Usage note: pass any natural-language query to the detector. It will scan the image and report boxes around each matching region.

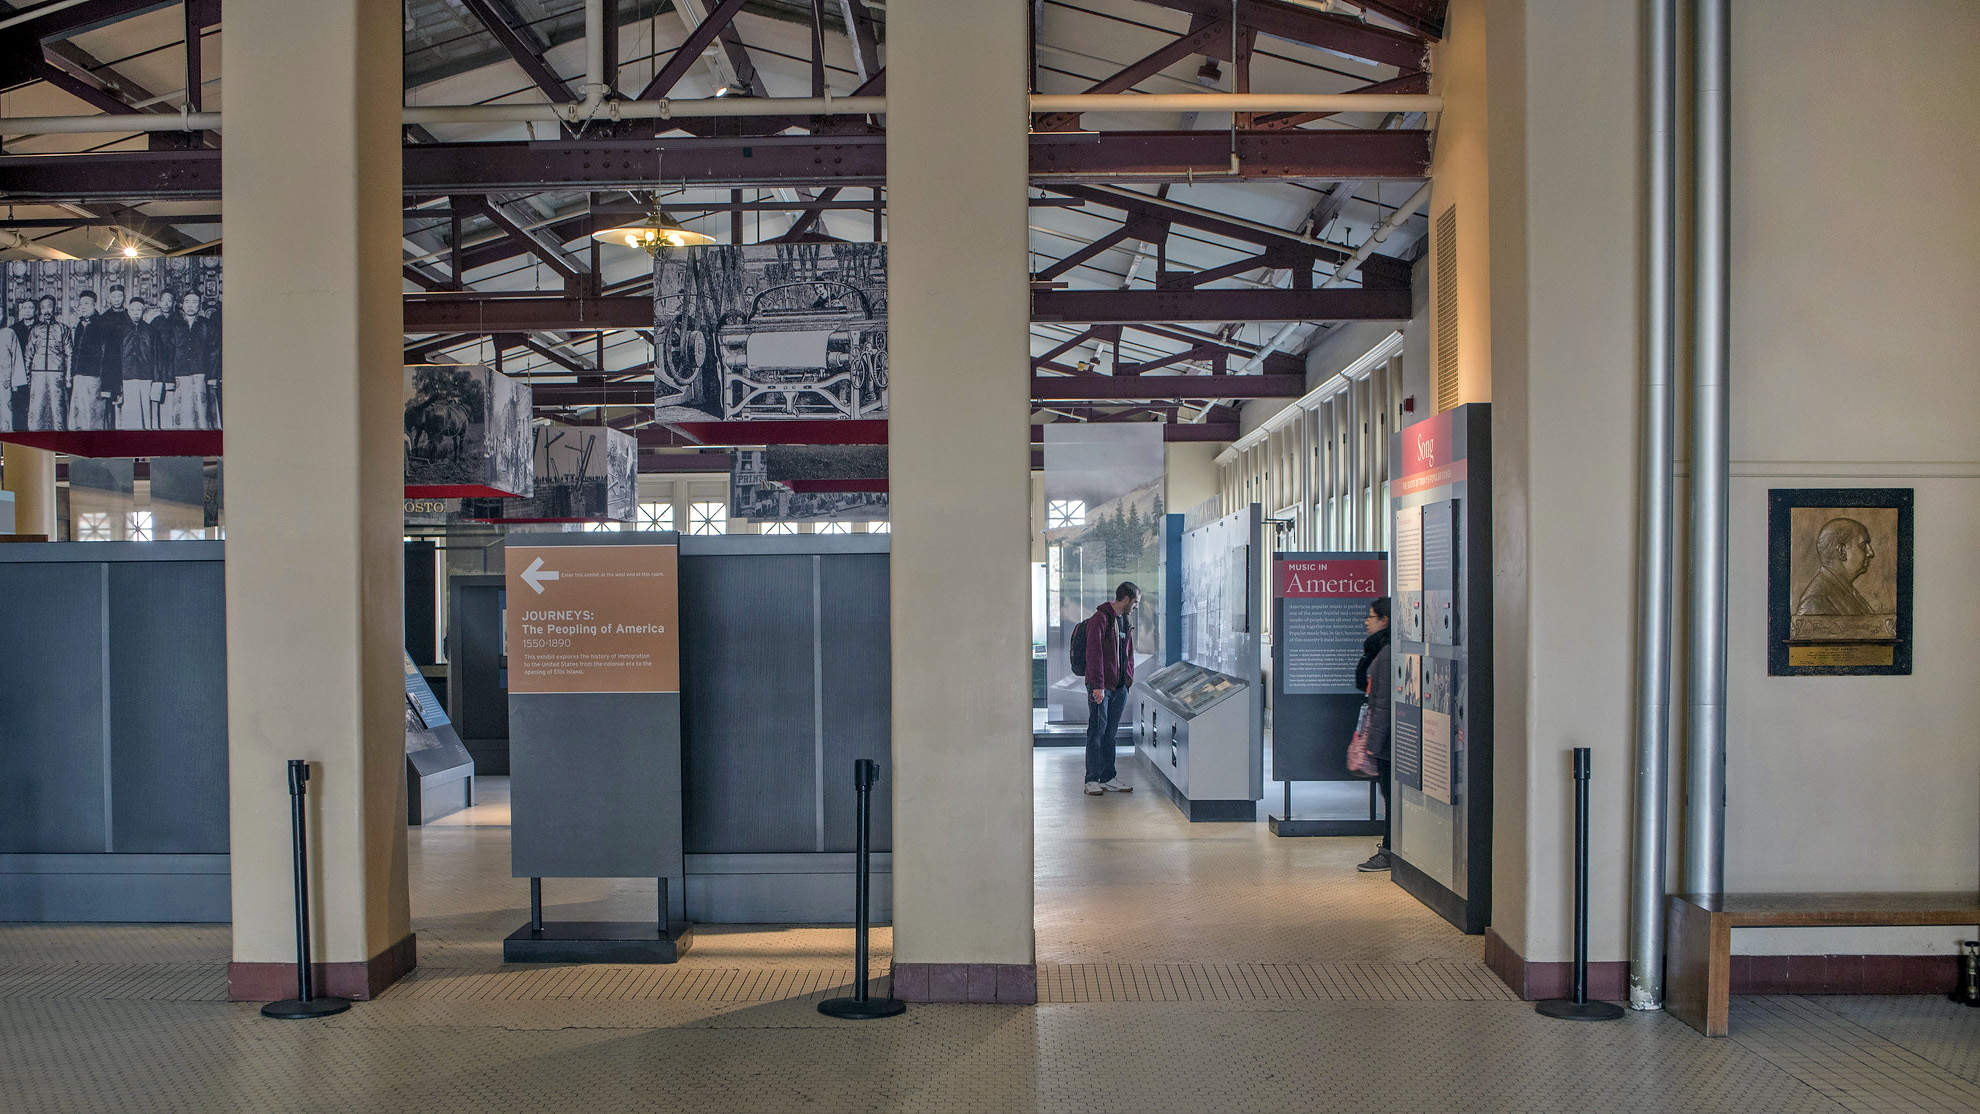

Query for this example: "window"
[168,528,203,541]
[763,521,797,535]
[76,511,112,541]
[127,511,153,541]
[638,501,674,531]
[688,502,728,535]
[1046,500,1085,530]
[866,521,890,534]
[582,521,620,532]
[817,520,849,534]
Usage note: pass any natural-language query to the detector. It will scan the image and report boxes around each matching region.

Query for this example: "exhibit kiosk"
[1131,503,1265,821]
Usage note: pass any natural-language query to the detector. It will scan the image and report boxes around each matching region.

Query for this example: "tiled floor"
[0,747,1975,1112]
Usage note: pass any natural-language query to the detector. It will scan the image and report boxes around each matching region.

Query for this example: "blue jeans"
[1084,686,1129,783]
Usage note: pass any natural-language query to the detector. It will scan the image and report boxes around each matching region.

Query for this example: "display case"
[1141,661,1245,714]
[1131,661,1257,822]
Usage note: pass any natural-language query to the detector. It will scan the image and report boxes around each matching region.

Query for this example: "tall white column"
[221,0,411,1000]
[886,1,1035,1003]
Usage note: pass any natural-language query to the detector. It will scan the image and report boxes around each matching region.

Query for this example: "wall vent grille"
[1433,205,1460,412]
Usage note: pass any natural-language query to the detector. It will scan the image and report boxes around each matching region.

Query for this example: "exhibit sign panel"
[1,256,225,457]
[1386,405,1492,936]
[403,363,534,498]
[1269,550,1389,833]
[503,542,680,695]
[654,243,887,422]
[503,532,689,959]
[1276,554,1388,696]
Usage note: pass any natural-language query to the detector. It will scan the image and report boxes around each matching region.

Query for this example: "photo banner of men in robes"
[0,257,223,438]
[403,364,535,498]
[653,243,887,422]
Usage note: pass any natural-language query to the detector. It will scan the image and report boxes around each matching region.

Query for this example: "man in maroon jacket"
[1082,581,1140,796]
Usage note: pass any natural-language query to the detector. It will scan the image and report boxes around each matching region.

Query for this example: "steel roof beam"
[1032,374,1303,400]
[0,130,1427,200]
[1137,0,1428,71]
[639,0,752,100]
[457,0,577,104]
[1033,286,1409,323]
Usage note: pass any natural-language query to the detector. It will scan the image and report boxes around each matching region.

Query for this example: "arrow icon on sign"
[521,556,560,595]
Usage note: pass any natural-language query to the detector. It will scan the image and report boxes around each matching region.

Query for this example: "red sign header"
[1395,411,1466,495]
[1277,559,1387,599]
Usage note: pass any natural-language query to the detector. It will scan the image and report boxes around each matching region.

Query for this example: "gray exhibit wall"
[0,542,229,921]
[678,534,892,922]
[446,573,509,773]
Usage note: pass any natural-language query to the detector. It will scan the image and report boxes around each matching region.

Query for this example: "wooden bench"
[1666,891,1980,1036]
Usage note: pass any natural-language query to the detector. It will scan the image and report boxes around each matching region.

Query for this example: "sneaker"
[1084,781,1105,796]
[1356,849,1392,872]
[1099,778,1134,793]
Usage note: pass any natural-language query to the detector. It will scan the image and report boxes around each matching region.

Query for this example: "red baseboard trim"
[890,962,1037,1005]
[228,933,417,1002]
[1484,927,1963,1000]
[1484,927,1628,1001]
[1729,953,1959,995]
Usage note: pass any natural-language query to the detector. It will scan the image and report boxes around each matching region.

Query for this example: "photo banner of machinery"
[405,422,636,526]
[654,243,887,423]
[730,447,888,522]
[1,257,224,457]
[461,422,636,524]
[403,363,535,499]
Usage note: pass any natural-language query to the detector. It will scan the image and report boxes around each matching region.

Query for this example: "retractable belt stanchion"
[818,758,906,1020]
[262,760,353,1020]
[1537,747,1624,1022]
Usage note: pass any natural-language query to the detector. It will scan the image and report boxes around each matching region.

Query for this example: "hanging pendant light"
[592,199,715,255]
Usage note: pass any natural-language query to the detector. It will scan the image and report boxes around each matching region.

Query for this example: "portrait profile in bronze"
[1769,490,1911,676]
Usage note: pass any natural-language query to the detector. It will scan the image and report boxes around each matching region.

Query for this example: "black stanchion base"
[1535,998,1625,1022]
[817,996,906,1020]
[261,996,352,1020]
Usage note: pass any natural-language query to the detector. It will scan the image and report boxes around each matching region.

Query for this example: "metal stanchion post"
[1537,748,1623,1021]
[818,758,905,1020]
[262,760,353,1020]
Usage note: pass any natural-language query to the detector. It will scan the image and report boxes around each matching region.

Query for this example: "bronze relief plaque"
[1768,489,1912,675]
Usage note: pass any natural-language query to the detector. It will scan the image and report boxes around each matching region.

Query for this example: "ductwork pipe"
[1684,0,1731,899]
[1629,0,1678,1013]
[0,230,72,260]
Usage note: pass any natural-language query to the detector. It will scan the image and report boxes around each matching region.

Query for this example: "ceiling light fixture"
[591,200,716,254]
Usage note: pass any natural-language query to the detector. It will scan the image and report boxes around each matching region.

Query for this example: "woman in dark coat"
[1355,598,1393,872]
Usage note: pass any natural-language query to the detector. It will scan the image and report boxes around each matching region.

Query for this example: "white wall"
[1477,0,1980,967]
[1722,0,1980,956]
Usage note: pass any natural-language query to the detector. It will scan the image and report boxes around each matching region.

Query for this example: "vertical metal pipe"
[1630,0,1679,1012]
[1685,0,1730,898]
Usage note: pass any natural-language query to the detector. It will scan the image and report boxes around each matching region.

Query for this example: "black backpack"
[1068,617,1090,676]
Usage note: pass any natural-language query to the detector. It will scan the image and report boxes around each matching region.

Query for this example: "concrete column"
[886,1,1035,1004]
[221,0,412,1000]
[2,444,56,536]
